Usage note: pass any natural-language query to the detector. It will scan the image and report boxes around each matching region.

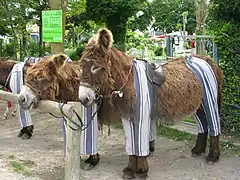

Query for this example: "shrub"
[154,46,163,56]
[69,44,86,61]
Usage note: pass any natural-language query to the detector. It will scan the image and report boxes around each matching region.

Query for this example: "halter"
[79,64,133,103]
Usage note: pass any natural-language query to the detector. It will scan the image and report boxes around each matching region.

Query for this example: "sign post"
[42,0,67,54]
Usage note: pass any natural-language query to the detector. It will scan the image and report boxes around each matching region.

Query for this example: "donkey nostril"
[83,97,89,104]
[18,95,26,103]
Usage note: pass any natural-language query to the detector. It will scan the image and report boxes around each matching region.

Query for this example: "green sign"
[42,10,63,43]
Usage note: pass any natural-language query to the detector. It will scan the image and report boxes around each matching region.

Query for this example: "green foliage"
[207,18,240,134]
[210,0,240,24]
[3,43,15,58]
[151,0,196,34]
[85,0,149,51]
[25,40,50,58]
[126,30,158,58]
[127,2,153,31]
[69,44,86,61]
[154,46,163,56]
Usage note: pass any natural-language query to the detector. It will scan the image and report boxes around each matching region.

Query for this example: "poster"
[42,10,63,43]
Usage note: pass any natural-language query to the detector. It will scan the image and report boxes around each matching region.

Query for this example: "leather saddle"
[146,61,167,86]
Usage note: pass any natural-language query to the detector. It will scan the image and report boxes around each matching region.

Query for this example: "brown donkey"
[0,59,34,139]
[17,54,156,169]
[78,28,223,179]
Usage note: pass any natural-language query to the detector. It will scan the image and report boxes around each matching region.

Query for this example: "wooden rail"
[0,90,82,180]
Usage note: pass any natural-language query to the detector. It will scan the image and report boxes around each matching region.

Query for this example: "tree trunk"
[48,0,67,54]
[195,0,208,55]
[106,14,128,52]
[39,12,43,57]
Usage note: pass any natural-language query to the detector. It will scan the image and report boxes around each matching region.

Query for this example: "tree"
[210,0,240,24]
[195,0,208,54]
[151,0,196,34]
[208,0,240,133]
[48,0,68,54]
[85,0,149,51]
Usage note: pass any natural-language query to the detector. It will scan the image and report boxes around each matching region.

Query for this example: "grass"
[183,116,197,124]
[157,125,240,156]
[111,122,240,156]
[8,155,34,176]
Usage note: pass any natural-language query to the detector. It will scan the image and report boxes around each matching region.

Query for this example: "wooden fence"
[0,90,82,180]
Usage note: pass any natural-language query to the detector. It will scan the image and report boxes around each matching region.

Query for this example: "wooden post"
[64,102,82,180]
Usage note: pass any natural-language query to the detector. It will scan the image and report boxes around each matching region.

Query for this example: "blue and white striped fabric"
[62,103,98,158]
[80,103,98,155]
[186,56,221,136]
[24,57,42,64]
[23,56,72,64]
[9,63,33,128]
[122,60,155,156]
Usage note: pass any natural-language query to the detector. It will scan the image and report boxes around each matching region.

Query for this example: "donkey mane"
[26,55,82,101]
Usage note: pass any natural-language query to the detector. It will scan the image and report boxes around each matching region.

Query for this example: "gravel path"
[0,100,239,180]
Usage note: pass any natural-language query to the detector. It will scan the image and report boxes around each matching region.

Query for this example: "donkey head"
[18,54,67,110]
[79,28,113,106]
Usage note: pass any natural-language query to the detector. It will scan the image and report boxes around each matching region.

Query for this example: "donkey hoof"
[122,167,135,179]
[206,154,220,164]
[2,116,7,120]
[135,170,148,179]
[81,154,100,170]
[80,163,96,171]
[21,133,32,139]
[17,129,26,138]
[191,147,205,157]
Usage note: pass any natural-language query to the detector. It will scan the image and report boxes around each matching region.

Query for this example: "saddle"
[146,61,167,86]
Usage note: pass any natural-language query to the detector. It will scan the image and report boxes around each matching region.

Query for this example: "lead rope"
[51,98,102,132]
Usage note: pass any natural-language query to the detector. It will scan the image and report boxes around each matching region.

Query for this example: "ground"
[0,100,239,180]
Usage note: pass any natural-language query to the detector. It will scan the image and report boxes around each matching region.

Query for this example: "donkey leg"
[192,107,208,156]
[191,133,208,156]
[80,104,99,169]
[22,125,34,139]
[84,153,100,167]
[17,105,34,139]
[149,140,155,154]
[11,105,17,116]
[135,156,149,179]
[206,135,220,163]
[17,127,27,137]
[149,118,156,155]
[123,155,137,179]
[3,106,10,120]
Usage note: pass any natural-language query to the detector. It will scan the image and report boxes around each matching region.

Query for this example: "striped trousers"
[9,63,33,128]
[122,60,156,156]
[186,56,221,136]
[62,103,98,157]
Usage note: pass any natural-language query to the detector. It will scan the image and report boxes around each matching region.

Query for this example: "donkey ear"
[47,61,57,74]
[96,28,113,53]
[52,54,67,68]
